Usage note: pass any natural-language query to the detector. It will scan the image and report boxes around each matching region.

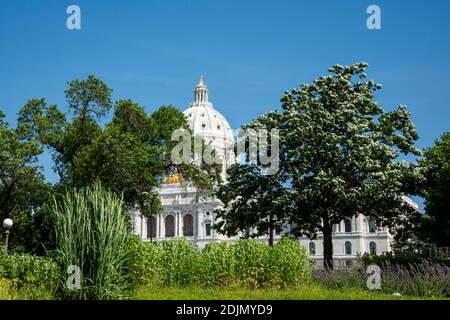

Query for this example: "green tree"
[282,62,420,269]
[214,164,290,246]
[17,76,220,225]
[17,74,111,186]
[419,132,450,247]
[0,110,53,253]
[217,63,421,269]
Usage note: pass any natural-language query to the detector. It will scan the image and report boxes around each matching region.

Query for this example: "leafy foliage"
[0,278,14,300]
[0,108,54,253]
[17,76,220,224]
[215,164,290,245]
[0,248,59,298]
[216,62,421,269]
[418,132,450,246]
[128,238,312,289]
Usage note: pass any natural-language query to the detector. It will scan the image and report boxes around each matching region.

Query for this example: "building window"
[289,223,297,235]
[165,215,175,238]
[147,216,157,239]
[345,241,352,255]
[309,242,316,255]
[183,214,193,236]
[370,242,377,256]
[202,123,206,128]
[368,220,376,233]
[344,219,352,233]
[205,223,212,236]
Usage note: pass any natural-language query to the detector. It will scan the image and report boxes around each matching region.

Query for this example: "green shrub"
[127,236,164,286]
[162,239,201,287]
[53,183,132,300]
[269,238,313,288]
[0,250,59,296]
[127,238,312,290]
[200,242,235,287]
[232,239,270,288]
[0,278,14,300]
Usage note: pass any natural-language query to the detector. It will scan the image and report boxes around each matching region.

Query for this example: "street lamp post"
[2,218,13,254]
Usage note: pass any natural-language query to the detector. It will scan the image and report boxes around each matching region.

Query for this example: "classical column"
[155,214,160,238]
[176,211,182,237]
[180,212,184,237]
[161,214,165,238]
[174,212,178,237]
[193,211,197,237]
[140,214,144,239]
[197,209,202,237]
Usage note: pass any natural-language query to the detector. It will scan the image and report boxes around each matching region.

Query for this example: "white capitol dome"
[183,76,236,178]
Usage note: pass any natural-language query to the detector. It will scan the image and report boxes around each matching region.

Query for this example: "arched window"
[275,227,281,236]
[165,215,175,238]
[183,214,193,236]
[345,241,352,255]
[344,219,352,233]
[368,220,376,233]
[370,242,377,256]
[205,223,212,236]
[147,216,157,239]
[309,242,316,255]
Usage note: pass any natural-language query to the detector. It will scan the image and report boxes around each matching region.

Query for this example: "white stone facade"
[132,76,406,267]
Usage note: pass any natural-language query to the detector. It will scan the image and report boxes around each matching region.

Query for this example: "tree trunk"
[268,214,274,246]
[323,220,334,270]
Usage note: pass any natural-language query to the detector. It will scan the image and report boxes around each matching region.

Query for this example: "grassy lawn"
[133,285,444,300]
[2,285,447,300]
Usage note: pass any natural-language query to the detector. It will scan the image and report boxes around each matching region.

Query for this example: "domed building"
[183,75,235,181]
[131,76,236,248]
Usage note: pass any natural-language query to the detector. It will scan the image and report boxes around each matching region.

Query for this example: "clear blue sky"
[1,0,449,189]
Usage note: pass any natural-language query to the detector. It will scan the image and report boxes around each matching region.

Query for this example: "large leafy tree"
[281,63,420,268]
[0,110,53,253]
[419,132,450,247]
[17,75,111,187]
[216,63,421,269]
[17,76,220,222]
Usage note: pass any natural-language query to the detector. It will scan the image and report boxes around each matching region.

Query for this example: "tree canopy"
[16,75,220,222]
[419,132,450,247]
[215,62,421,269]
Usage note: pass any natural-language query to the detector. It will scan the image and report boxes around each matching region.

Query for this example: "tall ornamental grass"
[53,183,132,300]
